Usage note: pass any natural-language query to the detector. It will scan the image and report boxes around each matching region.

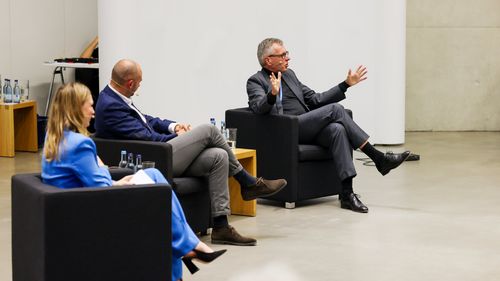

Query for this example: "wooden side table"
[229,148,257,216]
[0,101,38,157]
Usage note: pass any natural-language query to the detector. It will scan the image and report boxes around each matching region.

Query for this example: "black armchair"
[91,137,212,234]
[226,107,352,208]
[11,172,171,281]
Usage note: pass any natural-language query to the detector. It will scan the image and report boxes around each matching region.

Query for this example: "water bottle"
[20,80,29,102]
[13,80,21,103]
[4,79,12,103]
[210,117,216,127]
[220,120,227,139]
[127,152,135,170]
[135,154,143,171]
[0,78,3,103]
[118,150,128,168]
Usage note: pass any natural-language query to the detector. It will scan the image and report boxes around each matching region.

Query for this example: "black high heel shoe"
[182,249,227,274]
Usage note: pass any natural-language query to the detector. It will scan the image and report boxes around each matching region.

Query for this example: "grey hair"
[257,38,283,67]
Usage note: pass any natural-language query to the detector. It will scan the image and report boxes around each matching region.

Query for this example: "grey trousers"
[167,124,243,217]
[298,103,369,181]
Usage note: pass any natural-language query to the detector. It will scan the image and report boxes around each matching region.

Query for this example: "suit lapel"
[282,71,310,111]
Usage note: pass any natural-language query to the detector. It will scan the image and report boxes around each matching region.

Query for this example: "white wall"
[0,0,97,116]
[99,0,406,144]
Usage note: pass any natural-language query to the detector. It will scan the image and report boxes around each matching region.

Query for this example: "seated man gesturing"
[246,38,410,213]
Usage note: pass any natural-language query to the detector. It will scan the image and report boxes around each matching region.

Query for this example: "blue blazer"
[42,130,112,188]
[95,85,177,142]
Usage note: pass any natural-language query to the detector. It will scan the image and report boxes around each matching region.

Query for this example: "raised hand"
[270,71,282,96]
[345,65,368,86]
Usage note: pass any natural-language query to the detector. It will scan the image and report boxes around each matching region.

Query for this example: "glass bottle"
[127,152,135,170]
[135,154,143,171]
[220,120,227,139]
[13,80,21,103]
[4,79,12,103]
[118,150,128,168]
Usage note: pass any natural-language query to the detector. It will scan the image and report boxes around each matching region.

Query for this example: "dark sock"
[341,177,354,197]
[213,215,229,228]
[361,142,385,165]
[233,169,257,188]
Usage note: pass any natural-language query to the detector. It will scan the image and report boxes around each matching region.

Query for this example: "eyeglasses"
[268,51,289,59]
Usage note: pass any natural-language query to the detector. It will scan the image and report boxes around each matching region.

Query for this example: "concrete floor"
[1,132,499,281]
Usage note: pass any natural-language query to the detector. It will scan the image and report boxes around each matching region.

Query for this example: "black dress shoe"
[340,193,369,213]
[376,151,411,176]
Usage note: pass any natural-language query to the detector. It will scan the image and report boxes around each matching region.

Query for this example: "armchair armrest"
[92,137,174,183]
[109,167,134,180]
[226,108,299,197]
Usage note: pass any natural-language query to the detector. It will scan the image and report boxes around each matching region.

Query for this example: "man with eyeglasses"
[95,59,288,246]
[246,38,410,213]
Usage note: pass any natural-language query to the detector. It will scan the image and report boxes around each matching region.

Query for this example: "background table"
[43,62,99,116]
[229,148,257,216]
[0,101,38,157]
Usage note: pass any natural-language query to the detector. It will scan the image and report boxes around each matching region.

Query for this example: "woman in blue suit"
[42,82,225,281]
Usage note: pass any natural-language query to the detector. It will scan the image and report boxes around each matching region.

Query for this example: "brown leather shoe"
[240,177,287,201]
[211,225,257,246]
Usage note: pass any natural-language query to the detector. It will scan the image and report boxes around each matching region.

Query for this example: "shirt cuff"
[168,123,178,134]
[338,81,351,93]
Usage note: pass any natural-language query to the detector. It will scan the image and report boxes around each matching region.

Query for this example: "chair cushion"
[298,144,332,161]
[172,177,206,196]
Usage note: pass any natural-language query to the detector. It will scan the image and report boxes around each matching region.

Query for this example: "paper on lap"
[130,169,155,185]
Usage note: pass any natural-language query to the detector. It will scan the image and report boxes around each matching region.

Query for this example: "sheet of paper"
[130,169,155,185]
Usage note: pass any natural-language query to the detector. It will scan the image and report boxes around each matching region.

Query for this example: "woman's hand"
[113,175,134,186]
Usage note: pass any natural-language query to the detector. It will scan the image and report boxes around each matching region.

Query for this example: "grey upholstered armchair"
[91,136,212,234]
[226,107,353,208]
[11,172,172,281]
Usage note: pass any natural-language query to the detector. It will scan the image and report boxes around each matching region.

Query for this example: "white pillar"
[99,0,406,144]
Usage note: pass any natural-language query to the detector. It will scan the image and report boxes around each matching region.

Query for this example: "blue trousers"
[144,168,199,281]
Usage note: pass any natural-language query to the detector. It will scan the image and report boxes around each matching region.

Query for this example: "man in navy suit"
[95,59,287,246]
[246,38,411,213]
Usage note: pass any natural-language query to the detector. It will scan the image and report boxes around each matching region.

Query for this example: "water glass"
[227,128,237,150]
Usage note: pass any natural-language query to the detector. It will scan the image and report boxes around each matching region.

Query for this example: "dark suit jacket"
[246,68,347,115]
[94,85,177,142]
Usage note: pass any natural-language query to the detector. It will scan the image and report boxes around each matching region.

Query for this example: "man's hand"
[345,65,368,86]
[175,123,192,135]
[270,71,282,95]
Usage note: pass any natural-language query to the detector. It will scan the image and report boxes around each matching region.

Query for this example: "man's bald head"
[110,59,143,98]
[111,59,140,85]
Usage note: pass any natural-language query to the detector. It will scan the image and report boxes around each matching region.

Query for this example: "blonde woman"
[42,82,225,281]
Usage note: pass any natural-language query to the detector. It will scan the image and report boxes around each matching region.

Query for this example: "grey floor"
[1,132,500,281]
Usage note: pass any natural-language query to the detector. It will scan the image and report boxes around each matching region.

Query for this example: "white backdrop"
[98,0,405,144]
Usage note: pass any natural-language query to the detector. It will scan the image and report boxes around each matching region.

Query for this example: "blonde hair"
[43,82,92,161]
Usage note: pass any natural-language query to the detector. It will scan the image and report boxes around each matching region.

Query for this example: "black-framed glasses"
[268,51,289,59]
